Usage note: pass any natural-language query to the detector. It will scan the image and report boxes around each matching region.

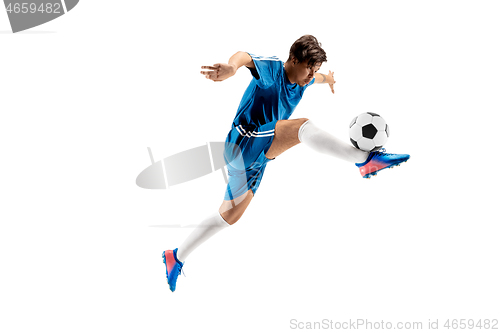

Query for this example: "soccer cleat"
[355,148,410,178]
[162,248,184,292]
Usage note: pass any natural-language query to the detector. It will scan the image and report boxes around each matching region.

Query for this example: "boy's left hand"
[328,70,336,94]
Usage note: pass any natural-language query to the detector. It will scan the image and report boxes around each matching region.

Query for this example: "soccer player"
[162,35,410,292]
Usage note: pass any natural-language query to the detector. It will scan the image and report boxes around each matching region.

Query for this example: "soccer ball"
[349,112,390,152]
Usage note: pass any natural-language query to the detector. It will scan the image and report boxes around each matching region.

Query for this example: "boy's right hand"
[200,63,236,82]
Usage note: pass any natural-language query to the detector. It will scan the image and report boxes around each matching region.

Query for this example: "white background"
[1,1,499,332]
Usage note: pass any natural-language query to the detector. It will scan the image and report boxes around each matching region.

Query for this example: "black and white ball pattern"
[349,112,390,152]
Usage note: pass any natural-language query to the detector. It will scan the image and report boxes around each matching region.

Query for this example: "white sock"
[298,120,368,164]
[176,212,230,262]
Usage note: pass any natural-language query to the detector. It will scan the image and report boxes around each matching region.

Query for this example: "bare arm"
[229,51,255,69]
[201,51,255,82]
[314,70,336,94]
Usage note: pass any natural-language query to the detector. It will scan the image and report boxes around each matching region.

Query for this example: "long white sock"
[298,120,368,164]
[176,212,230,262]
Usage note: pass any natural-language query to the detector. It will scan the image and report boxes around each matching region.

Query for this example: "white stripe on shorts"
[236,125,246,136]
[252,129,275,134]
[236,125,275,138]
[249,131,274,137]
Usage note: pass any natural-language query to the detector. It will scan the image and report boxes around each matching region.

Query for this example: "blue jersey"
[231,53,315,128]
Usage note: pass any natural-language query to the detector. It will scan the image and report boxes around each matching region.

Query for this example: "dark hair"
[287,35,327,66]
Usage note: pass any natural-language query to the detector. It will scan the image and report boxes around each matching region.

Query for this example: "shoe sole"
[162,251,169,279]
[163,251,178,292]
[363,159,409,178]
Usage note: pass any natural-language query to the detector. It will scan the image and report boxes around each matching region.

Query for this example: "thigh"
[224,152,269,202]
[265,118,309,159]
[224,123,274,201]
[224,123,274,170]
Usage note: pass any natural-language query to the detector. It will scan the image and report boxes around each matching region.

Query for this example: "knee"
[276,118,309,135]
[295,118,310,135]
[219,204,246,225]
[219,210,240,225]
[277,118,309,127]
[218,190,252,225]
[297,118,312,143]
[289,118,309,128]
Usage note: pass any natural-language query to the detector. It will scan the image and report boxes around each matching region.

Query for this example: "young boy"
[162,35,410,292]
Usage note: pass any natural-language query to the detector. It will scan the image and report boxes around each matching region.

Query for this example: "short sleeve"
[246,53,283,89]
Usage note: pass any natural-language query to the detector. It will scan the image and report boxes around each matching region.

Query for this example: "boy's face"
[289,58,322,86]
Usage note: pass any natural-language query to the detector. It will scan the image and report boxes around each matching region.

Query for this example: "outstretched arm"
[314,70,336,94]
[201,51,255,82]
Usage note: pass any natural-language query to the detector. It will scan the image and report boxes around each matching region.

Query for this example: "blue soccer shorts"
[223,121,277,201]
